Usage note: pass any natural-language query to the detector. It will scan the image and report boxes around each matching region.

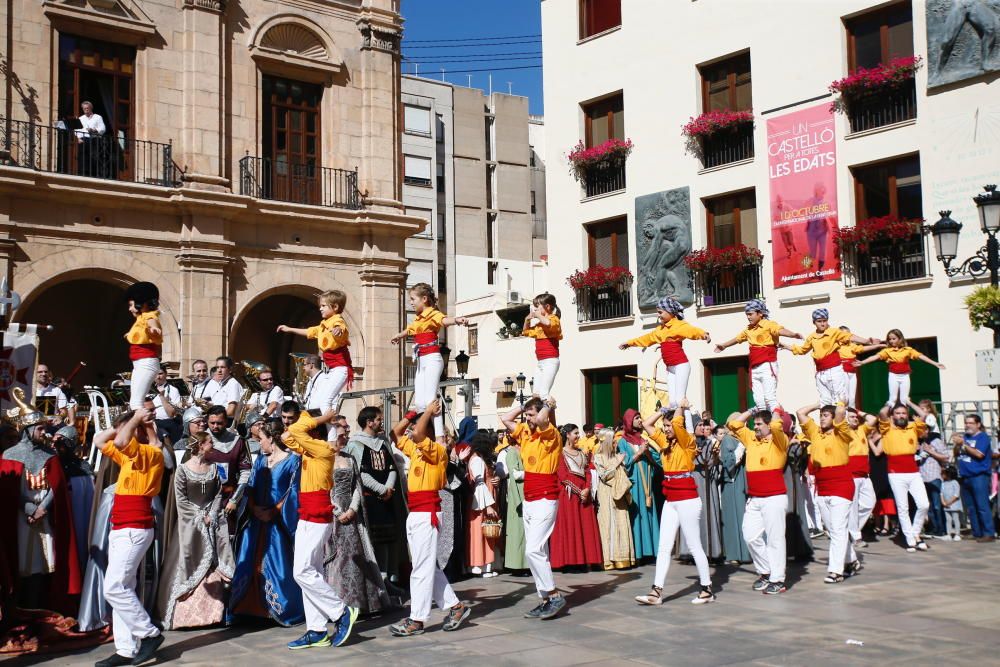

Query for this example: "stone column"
[358,263,404,392]
[357,10,403,209]
[176,244,232,371]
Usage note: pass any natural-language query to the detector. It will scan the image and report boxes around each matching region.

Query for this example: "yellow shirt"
[124,311,162,346]
[728,418,789,472]
[877,346,921,365]
[523,314,563,341]
[800,418,852,467]
[791,328,852,360]
[405,307,446,336]
[626,319,707,348]
[512,422,562,474]
[734,319,783,347]
[848,423,871,458]
[101,438,164,497]
[307,313,349,352]
[839,343,866,361]
[878,418,926,457]
[647,414,696,473]
[285,414,335,492]
[397,435,448,492]
[578,434,598,456]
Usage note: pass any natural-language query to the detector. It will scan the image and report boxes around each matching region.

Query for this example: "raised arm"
[906,400,927,421]
[642,409,663,435]
[534,398,555,431]
[412,399,440,443]
[501,403,523,433]
[114,408,148,449]
[796,403,819,427]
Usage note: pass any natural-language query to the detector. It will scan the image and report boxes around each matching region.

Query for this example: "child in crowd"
[941,466,963,541]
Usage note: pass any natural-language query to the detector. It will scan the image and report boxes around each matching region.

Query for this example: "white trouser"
[129,357,160,410]
[406,512,459,622]
[665,363,694,431]
[844,371,858,408]
[533,357,560,400]
[815,366,848,406]
[105,527,158,658]
[816,495,854,574]
[849,477,876,541]
[321,366,349,442]
[414,352,445,439]
[888,472,928,547]
[743,494,787,583]
[523,498,558,596]
[887,372,911,406]
[293,519,345,632]
[653,497,711,588]
[750,362,780,410]
[803,476,822,531]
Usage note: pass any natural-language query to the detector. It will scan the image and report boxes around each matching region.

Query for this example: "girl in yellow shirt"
[124,282,163,410]
[522,293,562,400]
[854,329,945,406]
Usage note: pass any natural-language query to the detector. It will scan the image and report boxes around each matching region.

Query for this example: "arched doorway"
[15,279,132,389]
[230,293,317,387]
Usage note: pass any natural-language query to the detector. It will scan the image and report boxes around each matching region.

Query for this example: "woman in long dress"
[593,428,635,570]
[158,432,235,629]
[465,434,499,577]
[496,434,527,571]
[716,425,751,563]
[228,422,304,626]
[550,425,603,570]
[618,409,660,560]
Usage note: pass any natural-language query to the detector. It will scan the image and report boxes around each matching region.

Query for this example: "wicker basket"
[482,520,503,540]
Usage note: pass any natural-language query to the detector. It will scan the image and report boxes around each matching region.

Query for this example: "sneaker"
[823,572,845,584]
[916,541,929,551]
[331,606,359,646]
[752,574,770,591]
[846,560,863,577]
[953,535,962,542]
[538,594,567,620]
[442,603,471,632]
[95,653,132,667]
[524,600,548,619]
[763,581,786,595]
[635,586,663,606]
[287,630,332,650]
[691,586,716,605]
[906,546,917,553]
[389,618,425,637]
[131,633,164,665]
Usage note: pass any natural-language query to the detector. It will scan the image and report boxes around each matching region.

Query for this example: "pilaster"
[359,263,405,391]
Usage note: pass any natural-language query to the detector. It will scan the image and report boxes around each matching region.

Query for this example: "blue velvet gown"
[618,438,661,560]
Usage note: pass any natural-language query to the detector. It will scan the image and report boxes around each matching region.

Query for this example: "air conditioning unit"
[507,290,521,304]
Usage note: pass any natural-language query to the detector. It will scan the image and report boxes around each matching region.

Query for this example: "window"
[437,162,445,193]
[579,0,621,40]
[587,217,628,268]
[404,155,432,186]
[700,52,752,113]
[262,75,322,204]
[471,379,480,407]
[531,190,537,215]
[406,207,433,237]
[529,149,536,167]
[438,212,446,238]
[468,324,479,355]
[705,190,757,248]
[846,2,913,72]
[404,104,431,135]
[852,154,921,220]
[583,93,624,148]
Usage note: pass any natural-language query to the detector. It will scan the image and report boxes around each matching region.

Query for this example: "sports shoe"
[94,653,132,667]
[635,586,663,606]
[538,594,567,620]
[331,606,359,646]
[287,630,332,650]
[763,581,786,595]
[916,541,929,551]
[442,603,471,632]
[524,600,548,618]
[389,618,425,637]
[752,574,770,591]
[131,633,164,665]
[953,535,962,542]
[906,546,917,553]
[691,586,716,605]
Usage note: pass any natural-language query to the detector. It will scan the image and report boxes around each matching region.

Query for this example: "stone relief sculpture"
[927,0,1000,87]
[635,187,694,309]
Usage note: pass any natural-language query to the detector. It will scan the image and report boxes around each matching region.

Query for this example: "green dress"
[719,434,751,563]
[502,446,527,570]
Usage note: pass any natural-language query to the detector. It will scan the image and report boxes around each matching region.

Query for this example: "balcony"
[583,162,626,198]
[841,233,929,288]
[846,79,917,134]
[701,122,754,169]
[573,274,633,323]
[694,264,763,308]
[0,117,180,186]
[239,155,363,210]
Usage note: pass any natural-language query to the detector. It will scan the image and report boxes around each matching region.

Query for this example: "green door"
[704,357,750,422]
[858,338,941,413]
[586,365,638,427]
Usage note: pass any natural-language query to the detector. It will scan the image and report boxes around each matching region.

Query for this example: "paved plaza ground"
[13,534,998,667]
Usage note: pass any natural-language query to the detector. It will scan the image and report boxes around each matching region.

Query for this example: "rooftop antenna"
[441,68,445,81]
[507,81,513,95]
[467,74,472,88]
[488,73,492,96]
[415,63,419,76]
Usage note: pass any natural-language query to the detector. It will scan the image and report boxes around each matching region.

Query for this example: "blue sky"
[400,0,544,115]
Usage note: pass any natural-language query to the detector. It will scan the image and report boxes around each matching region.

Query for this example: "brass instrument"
[289,352,311,405]
[3,387,45,428]
[233,360,267,427]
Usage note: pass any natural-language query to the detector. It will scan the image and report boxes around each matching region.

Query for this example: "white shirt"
[250,386,285,413]
[151,383,181,420]
[191,380,210,403]
[36,383,68,410]
[203,376,243,407]
[304,371,325,410]
[77,112,105,139]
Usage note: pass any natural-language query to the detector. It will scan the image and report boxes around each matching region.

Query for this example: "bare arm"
[441,317,468,327]
[906,400,927,421]
[501,404,523,433]
[412,399,440,443]
[777,327,803,339]
[714,336,741,353]
[916,352,945,370]
[796,403,819,426]
[146,317,162,337]
[854,355,881,368]
[535,398,555,431]
[113,408,148,448]
[276,325,310,337]
[642,410,663,435]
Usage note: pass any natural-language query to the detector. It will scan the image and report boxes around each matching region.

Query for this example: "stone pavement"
[17,534,998,667]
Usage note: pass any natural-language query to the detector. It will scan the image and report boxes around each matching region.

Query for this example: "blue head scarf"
[456,416,478,445]
[656,296,685,320]
[745,298,769,318]
[812,308,829,321]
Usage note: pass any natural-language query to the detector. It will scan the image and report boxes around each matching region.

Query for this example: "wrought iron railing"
[0,117,180,186]
[583,162,626,198]
[694,263,763,308]
[239,155,363,210]
[574,275,633,323]
[847,79,917,134]
[701,122,754,169]
[841,233,930,288]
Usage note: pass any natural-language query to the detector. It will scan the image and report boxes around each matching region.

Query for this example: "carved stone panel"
[927,0,1000,88]
[634,187,693,309]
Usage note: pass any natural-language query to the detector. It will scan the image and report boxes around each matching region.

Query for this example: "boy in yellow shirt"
[783,309,877,405]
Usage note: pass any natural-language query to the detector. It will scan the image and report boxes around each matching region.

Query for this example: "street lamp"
[503,376,514,394]
[515,372,526,393]
[454,350,470,377]
[975,184,1000,234]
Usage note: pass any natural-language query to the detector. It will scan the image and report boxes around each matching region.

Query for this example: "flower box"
[829,56,922,115]
[833,215,923,254]
[682,110,754,162]
[683,243,763,275]
[567,264,634,290]
[567,138,633,184]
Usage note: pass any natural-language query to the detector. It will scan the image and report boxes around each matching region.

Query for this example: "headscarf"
[656,296,685,320]
[621,408,644,446]
[745,298,769,318]
[812,308,829,321]
[456,416,478,445]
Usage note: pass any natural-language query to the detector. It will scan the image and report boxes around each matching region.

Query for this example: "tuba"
[289,352,311,405]
[4,387,46,428]
[233,360,267,428]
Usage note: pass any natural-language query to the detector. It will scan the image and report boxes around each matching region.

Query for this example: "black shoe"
[524,600,548,619]
[131,634,164,665]
[95,654,132,667]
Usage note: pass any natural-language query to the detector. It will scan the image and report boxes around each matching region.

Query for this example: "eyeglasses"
[190,419,206,426]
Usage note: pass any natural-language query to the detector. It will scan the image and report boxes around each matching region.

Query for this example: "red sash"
[813,465,855,501]
[842,359,857,374]
[413,332,440,356]
[408,490,442,528]
[848,454,869,477]
[659,340,688,366]
[887,454,918,474]
[535,338,560,360]
[661,472,698,502]
[129,343,160,361]
[746,468,786,497]
[523,471,559,501]
[888,362,911,374]
[110,494,154,530]
[748,345,778,368]
[298,490,333,523]
[814,351,841,371]
[323,348,355,389]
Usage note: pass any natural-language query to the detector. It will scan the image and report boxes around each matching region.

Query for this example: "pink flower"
[681,109,754,139]
[566,138,633,182]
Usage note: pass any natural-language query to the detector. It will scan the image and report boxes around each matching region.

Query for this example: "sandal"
[823,573,845,584]
[389,618,425,637]
[635,585,663,606]
[691,585,716,605]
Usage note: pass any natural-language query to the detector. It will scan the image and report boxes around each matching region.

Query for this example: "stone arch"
[248,14,344,82]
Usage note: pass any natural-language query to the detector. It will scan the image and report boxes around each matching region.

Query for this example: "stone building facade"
[0,0,420,391]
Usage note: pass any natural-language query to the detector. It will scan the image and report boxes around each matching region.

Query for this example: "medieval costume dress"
[593,450,635,570]
[550,447,603,569]
[157,462,235,629]
[718,434,751,563]
[618,409,660,560]
[228,448,303,626]
[497,443,526,571]
[324,452,391,614]
[466,451,498,574]
[56,427,95,573]
[203,429,252,539]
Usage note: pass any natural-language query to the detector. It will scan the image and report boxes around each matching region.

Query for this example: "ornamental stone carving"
[927,0,1000,87]
[635,187,694,309]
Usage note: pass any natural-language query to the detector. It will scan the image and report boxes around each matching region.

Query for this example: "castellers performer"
[522,292,562,400]
[784,309,877,406]
[124,282,162,410]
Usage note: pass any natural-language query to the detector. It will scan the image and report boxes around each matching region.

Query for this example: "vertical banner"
[0,324,39,413]
[767,104,840,288]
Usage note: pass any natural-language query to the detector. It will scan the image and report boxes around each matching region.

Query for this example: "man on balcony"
[75,101,106,178]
